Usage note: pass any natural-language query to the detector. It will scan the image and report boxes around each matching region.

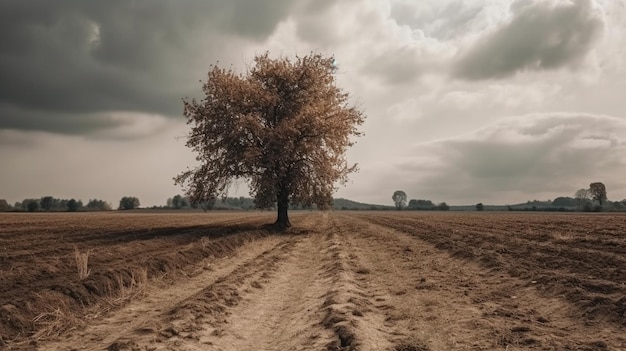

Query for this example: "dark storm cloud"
[0,103,121,135]
[0,0,295,134]
[453,0,605,80]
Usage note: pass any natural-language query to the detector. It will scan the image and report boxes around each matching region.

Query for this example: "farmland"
[1,211,625,350]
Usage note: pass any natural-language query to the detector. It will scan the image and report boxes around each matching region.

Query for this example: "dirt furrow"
[203,213,337,350]
[44,213,332,351]
[35,233,288,351]
[349,213,625,350]
[331,214,473,350]
[7,211,626,350]
[357,213,626,328]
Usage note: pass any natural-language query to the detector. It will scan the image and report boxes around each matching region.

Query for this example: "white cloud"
[386,98,423,122]
[393,113,626,204]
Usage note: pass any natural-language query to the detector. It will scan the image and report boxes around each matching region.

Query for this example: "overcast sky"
[2,0,626,207]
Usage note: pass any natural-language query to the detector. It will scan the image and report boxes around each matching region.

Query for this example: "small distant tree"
[392,190,407,210]
[476,203,484,211]
[40,196,55,211]
[408,199,435,210]
[589,182,607,206]
[118,196,140,210]
[175,52,365,230]
[172,194,183,209]
[26,199,40,212]
[67,199,80,212]
[167,194,191,209]
[437,202,450,211]
[0,199,10,212]
[86,199,112,211]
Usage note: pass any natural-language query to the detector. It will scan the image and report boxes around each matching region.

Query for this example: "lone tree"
[176,52,365,230]
[589,182,607,206]
[118,196,140,210]
[67,199,80,212]
[0,199,10,212]
[392,190,407,210]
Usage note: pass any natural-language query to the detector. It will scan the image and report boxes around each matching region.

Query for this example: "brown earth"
[1,211,625,350]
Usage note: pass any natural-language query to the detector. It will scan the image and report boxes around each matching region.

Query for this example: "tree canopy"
[118,196,140,210]
[408,199,434,210]
[589,182,607,206]
[176,52,364,229]
[392,190,407,210]
[67,199,80,212]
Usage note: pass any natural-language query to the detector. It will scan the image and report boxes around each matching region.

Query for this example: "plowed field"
[1,211,625,350]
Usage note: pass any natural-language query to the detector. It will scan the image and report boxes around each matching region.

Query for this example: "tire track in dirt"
[139,212,384,351]
[319,215,399,351]
[40,213,341,351]
[37,232,288,351]
[20,212,626,350]
[334,213,505,350]
[201,213,337,350]
[349,213,625,350]
[361,214,626,328]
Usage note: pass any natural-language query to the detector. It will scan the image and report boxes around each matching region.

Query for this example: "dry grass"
[31,291,82,340]
[200,236,211,249]
[73,246,92,280]
[108,268,149,306]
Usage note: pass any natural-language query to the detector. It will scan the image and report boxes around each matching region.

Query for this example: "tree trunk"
[274,185,291,230]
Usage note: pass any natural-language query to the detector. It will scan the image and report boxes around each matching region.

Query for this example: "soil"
[1,211,625,350]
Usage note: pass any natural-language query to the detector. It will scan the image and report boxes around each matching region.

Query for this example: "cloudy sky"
[2,0,626,207]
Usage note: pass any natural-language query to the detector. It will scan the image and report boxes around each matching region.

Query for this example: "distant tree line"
[392,190,450,211]
[166,194,191,209]
[160,195,308,211]
[0,197,113,212]
[0,196,147,212]
[506,182,625,212]
[389,181,626,212]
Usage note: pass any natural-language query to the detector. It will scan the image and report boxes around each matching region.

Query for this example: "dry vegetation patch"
[0,212,272,346]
